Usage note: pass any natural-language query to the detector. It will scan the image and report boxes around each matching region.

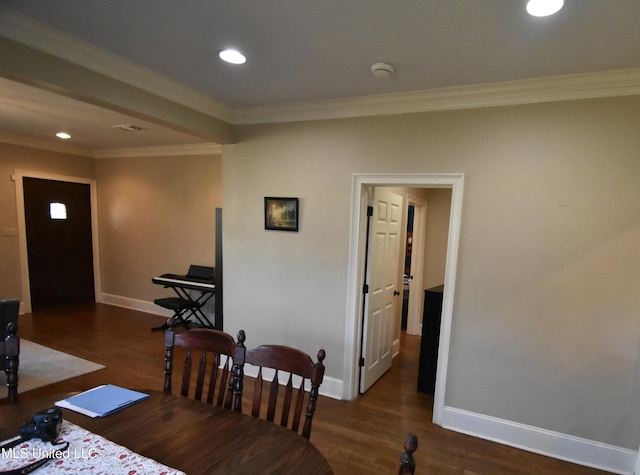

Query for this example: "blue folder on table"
[55,384,149,418]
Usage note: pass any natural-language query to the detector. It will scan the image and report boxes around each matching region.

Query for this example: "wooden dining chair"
[3,323,19,404]
[164,321,244,411]
[1,299,20,404]
[394,433,418,475]
[236,331,326,439]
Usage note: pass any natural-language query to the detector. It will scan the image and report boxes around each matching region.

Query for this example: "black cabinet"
[417,285,443,394]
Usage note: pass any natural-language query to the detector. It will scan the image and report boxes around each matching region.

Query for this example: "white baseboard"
[242,364,343,401]
[393,337,400,358]
[93,294,640,471]
[317,375,343,400]
[98,293,170,318]
[442,406,638,475]
[97,293,344,401]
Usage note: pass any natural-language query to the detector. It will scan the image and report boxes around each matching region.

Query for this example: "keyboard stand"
[151,274,216,330]
[151,297,201,331]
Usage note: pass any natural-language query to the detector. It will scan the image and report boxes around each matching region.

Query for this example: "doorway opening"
[401,204,414,331]
[344,173,464,426]
[359,186,449,396]
[403,195,428,339]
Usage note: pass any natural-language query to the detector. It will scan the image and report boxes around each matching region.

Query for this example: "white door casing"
[344,173,464,427]
[12,170,102,314]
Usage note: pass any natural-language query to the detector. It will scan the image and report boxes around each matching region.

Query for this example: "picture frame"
[264,197,299,232]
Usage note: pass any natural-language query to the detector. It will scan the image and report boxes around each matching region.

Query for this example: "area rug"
[1,340,105,399]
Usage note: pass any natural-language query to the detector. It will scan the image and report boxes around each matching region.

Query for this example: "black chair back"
[1,299,20,403]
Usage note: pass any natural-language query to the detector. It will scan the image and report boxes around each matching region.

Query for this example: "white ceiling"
[1,0,640,152]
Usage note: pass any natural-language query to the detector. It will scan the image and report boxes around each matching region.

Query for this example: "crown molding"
[0,7,234,124]
[3,6,640,129]
[234,68,640,124]
[93,142,222,159]
[0,131,221,158]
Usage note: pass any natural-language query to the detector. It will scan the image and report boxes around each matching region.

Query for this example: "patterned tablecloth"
[0,420,186,474]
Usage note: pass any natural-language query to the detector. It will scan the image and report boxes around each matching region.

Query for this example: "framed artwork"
[264,197,299,232]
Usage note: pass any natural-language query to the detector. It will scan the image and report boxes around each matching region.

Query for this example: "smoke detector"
[371,62,394,79]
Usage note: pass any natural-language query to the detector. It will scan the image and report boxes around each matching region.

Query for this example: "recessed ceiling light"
[526,0,564,17]
[219,49,246,64]
[56,132,71,139]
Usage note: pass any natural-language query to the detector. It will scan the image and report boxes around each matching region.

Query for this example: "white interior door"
[360,188,404,393]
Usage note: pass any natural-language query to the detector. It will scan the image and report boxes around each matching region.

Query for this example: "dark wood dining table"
[0,390,334,474]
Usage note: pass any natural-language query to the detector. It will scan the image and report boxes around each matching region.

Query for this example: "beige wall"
[223,95,640,450]
[0,146,221,311]
[0,143,95,301]
[2,92,639,460]
[423,188,451,290]
[95,154,222,302]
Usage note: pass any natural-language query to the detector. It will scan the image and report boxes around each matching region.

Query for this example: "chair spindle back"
[164,322,243,411]
[238,331,325,439]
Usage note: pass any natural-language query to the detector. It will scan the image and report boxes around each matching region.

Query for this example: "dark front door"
[23,177,95,310]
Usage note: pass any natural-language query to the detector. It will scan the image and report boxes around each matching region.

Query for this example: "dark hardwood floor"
[4,304,610,474]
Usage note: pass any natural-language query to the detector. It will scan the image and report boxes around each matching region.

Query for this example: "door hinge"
[367,206,373,217]
[363,284,369,294]
[359,357,365,367]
